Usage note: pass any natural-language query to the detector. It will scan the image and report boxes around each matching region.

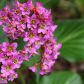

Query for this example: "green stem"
[35,72,40,84]
[18,70,26,84]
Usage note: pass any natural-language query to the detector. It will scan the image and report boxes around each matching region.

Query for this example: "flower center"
[7,23,12,27]
[0,49,2,53]
[31,19,36,24]
[5,65,10,71]
[29,33,34,38]
[20,20,24,24]
[13,59,18,64]
[28,46,32,49]
[24,7,28,12]
[7,47,13,52]
[0,16,5,20]
[15,10,20,14]
[35,41,40,45]
[4,55,10,60]
[40,24,45,29]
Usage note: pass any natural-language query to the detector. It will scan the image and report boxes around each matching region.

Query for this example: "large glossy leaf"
[54,20,84,62]
[40,71,82,84]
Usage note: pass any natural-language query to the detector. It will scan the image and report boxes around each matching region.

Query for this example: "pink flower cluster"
[0,0,61,81]
[29,38,61,74]
[0,42,22,81]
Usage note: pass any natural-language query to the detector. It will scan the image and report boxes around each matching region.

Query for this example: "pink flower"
[29,64,38,72]
[29,14,39,29]
[2,42,17,55]
[20,2,30,15]
[11,53,23,69]
[36,2,51,21]
[1,62,14,76]
[39,70,46,75]
[0,21,2,25]
[24,44,38,55]
[23,31,39,44]
[38,23,48,34]
[19,49,29,61]
[29,66,37,72]
[7,71,18,81]
[15,17,26,29]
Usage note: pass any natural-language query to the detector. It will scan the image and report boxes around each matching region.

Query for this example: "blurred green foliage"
[55,20,84,63]
[40,71,82,84]
[0,0,7,9]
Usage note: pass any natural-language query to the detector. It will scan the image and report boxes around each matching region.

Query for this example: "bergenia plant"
[0,0,61,81]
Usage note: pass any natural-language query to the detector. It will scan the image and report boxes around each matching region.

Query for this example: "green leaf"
[0,0,7,10]
[54,20,84,62]
[0,27,8,43]
[22,55,40,70]
[18,0,27,3]
[38,0,60,9]
[40,71,82,84]
[14,37,26,50]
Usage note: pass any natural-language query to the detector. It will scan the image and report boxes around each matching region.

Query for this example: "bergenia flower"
[0,0,62,81]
